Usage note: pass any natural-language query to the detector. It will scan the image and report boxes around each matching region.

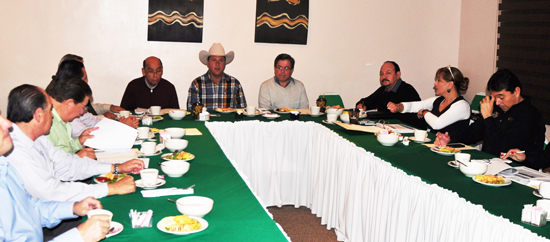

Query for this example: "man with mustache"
[356,61,425,128]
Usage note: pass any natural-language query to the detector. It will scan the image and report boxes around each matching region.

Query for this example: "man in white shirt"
[258,53,309,110]
[6,84,144,201]
[6,84,144,239]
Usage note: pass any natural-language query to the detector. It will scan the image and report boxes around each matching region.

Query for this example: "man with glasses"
[45,74,97,158]
[121,56,180,110]
[258,53,309,110]
[187,43,247,110]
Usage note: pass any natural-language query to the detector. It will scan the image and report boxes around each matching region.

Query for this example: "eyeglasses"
[276,66,292,71]
[147,68,163,75]
[447,65,455,81]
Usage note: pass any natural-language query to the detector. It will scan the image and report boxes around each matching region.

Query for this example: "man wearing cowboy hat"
[187,43,247,110]
[120,56,180,110]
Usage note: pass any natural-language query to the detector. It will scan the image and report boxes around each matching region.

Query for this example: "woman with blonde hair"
[387,66,470,134]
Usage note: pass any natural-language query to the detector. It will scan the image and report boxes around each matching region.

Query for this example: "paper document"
[83,118,138,150]
[376,123,415,134]
[184,128,202,136]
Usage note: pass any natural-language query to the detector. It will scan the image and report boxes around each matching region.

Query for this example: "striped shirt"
[187,71,247,110]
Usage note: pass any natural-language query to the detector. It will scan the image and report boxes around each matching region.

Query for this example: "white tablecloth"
[207,120,548,242]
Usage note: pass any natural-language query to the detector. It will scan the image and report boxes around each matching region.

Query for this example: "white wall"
[1,0,464,113]
[458,0,499,103]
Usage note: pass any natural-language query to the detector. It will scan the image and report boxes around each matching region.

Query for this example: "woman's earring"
[447,89,451,93]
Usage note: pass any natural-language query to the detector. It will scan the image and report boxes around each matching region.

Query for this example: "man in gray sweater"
[258,54,309,110]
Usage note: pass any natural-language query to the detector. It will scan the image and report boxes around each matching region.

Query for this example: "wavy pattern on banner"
[256,12,308,29]
[268,0,301,5]
[148,10,203,28]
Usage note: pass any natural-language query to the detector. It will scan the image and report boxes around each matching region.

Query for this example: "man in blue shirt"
[0,113,110,241]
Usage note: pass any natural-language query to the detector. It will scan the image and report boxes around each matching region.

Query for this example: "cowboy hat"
[199,43,234,65]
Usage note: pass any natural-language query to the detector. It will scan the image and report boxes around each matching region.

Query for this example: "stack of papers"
[83,118,138,163]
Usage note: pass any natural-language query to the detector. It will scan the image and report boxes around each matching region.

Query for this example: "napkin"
[141,187,194,197]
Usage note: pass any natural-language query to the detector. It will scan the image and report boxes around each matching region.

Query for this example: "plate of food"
[152,116,164,122]
[150,128,163,134]
[161,151,195,161]
[262,113,280,119]
[430,146,460,156]
[274,107,293,114]
[94,173,127,184]
[157,215,208,235]
[215,108,235,113]
[473,175,511,187]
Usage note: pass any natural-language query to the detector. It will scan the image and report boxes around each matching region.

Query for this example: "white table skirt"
[206,120,548,242]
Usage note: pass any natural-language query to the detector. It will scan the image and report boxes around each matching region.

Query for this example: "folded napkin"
[141,187,194,198]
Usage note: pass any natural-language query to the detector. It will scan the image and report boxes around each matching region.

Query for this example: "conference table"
[99,111,550,242]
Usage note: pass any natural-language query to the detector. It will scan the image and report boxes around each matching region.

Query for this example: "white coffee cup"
[454,153,471,164]
[119,110,130,118]
[140,168,159,187]
[414,130,428,141]
[327,114,338,123]
[311,106,320,115]
[246,106,256,115]
[150,106,161,115]
[137,127,150,139]
[87,209,113,224]
[141,142,156,155]
[536,199,550,219]
[540,182,550,199]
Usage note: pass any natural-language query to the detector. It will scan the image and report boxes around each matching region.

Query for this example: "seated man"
[435,69,546,168]
[187,43,247,110]
[58,54,128,120]
[258,53,309,110]
[0,113,110,242]
[356,61,426,129]
[120,56,180,110]
[54,56,138,138]
[6,84,143,203]
[45,74,97,158]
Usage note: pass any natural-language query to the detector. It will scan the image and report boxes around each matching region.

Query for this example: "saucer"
[139,150,162,157]
[135,179,166,189]
[310,113,324,117]
[409,137,431,143]
[137,134,155,140]
[106,221,123,238]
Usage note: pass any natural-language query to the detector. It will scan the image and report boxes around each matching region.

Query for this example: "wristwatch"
[113,164,120,175]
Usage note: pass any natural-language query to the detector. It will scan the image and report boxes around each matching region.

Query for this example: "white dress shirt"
[6,124,111,202]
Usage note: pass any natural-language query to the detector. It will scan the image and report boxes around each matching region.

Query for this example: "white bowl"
[377,133,399,146]
[160,160,190,177]
[168,110,186,120]
[176,196,214,217]
[339,113,350,123]
[459,161,488,177]
[165,139,189,152]
[165,128,186,139]
[326,108,343,115]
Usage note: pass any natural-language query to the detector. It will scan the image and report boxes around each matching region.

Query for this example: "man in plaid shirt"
[187,43,247,110]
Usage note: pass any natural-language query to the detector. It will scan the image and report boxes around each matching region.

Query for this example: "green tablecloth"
[99,111,549,240]
[96,114,288,241]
